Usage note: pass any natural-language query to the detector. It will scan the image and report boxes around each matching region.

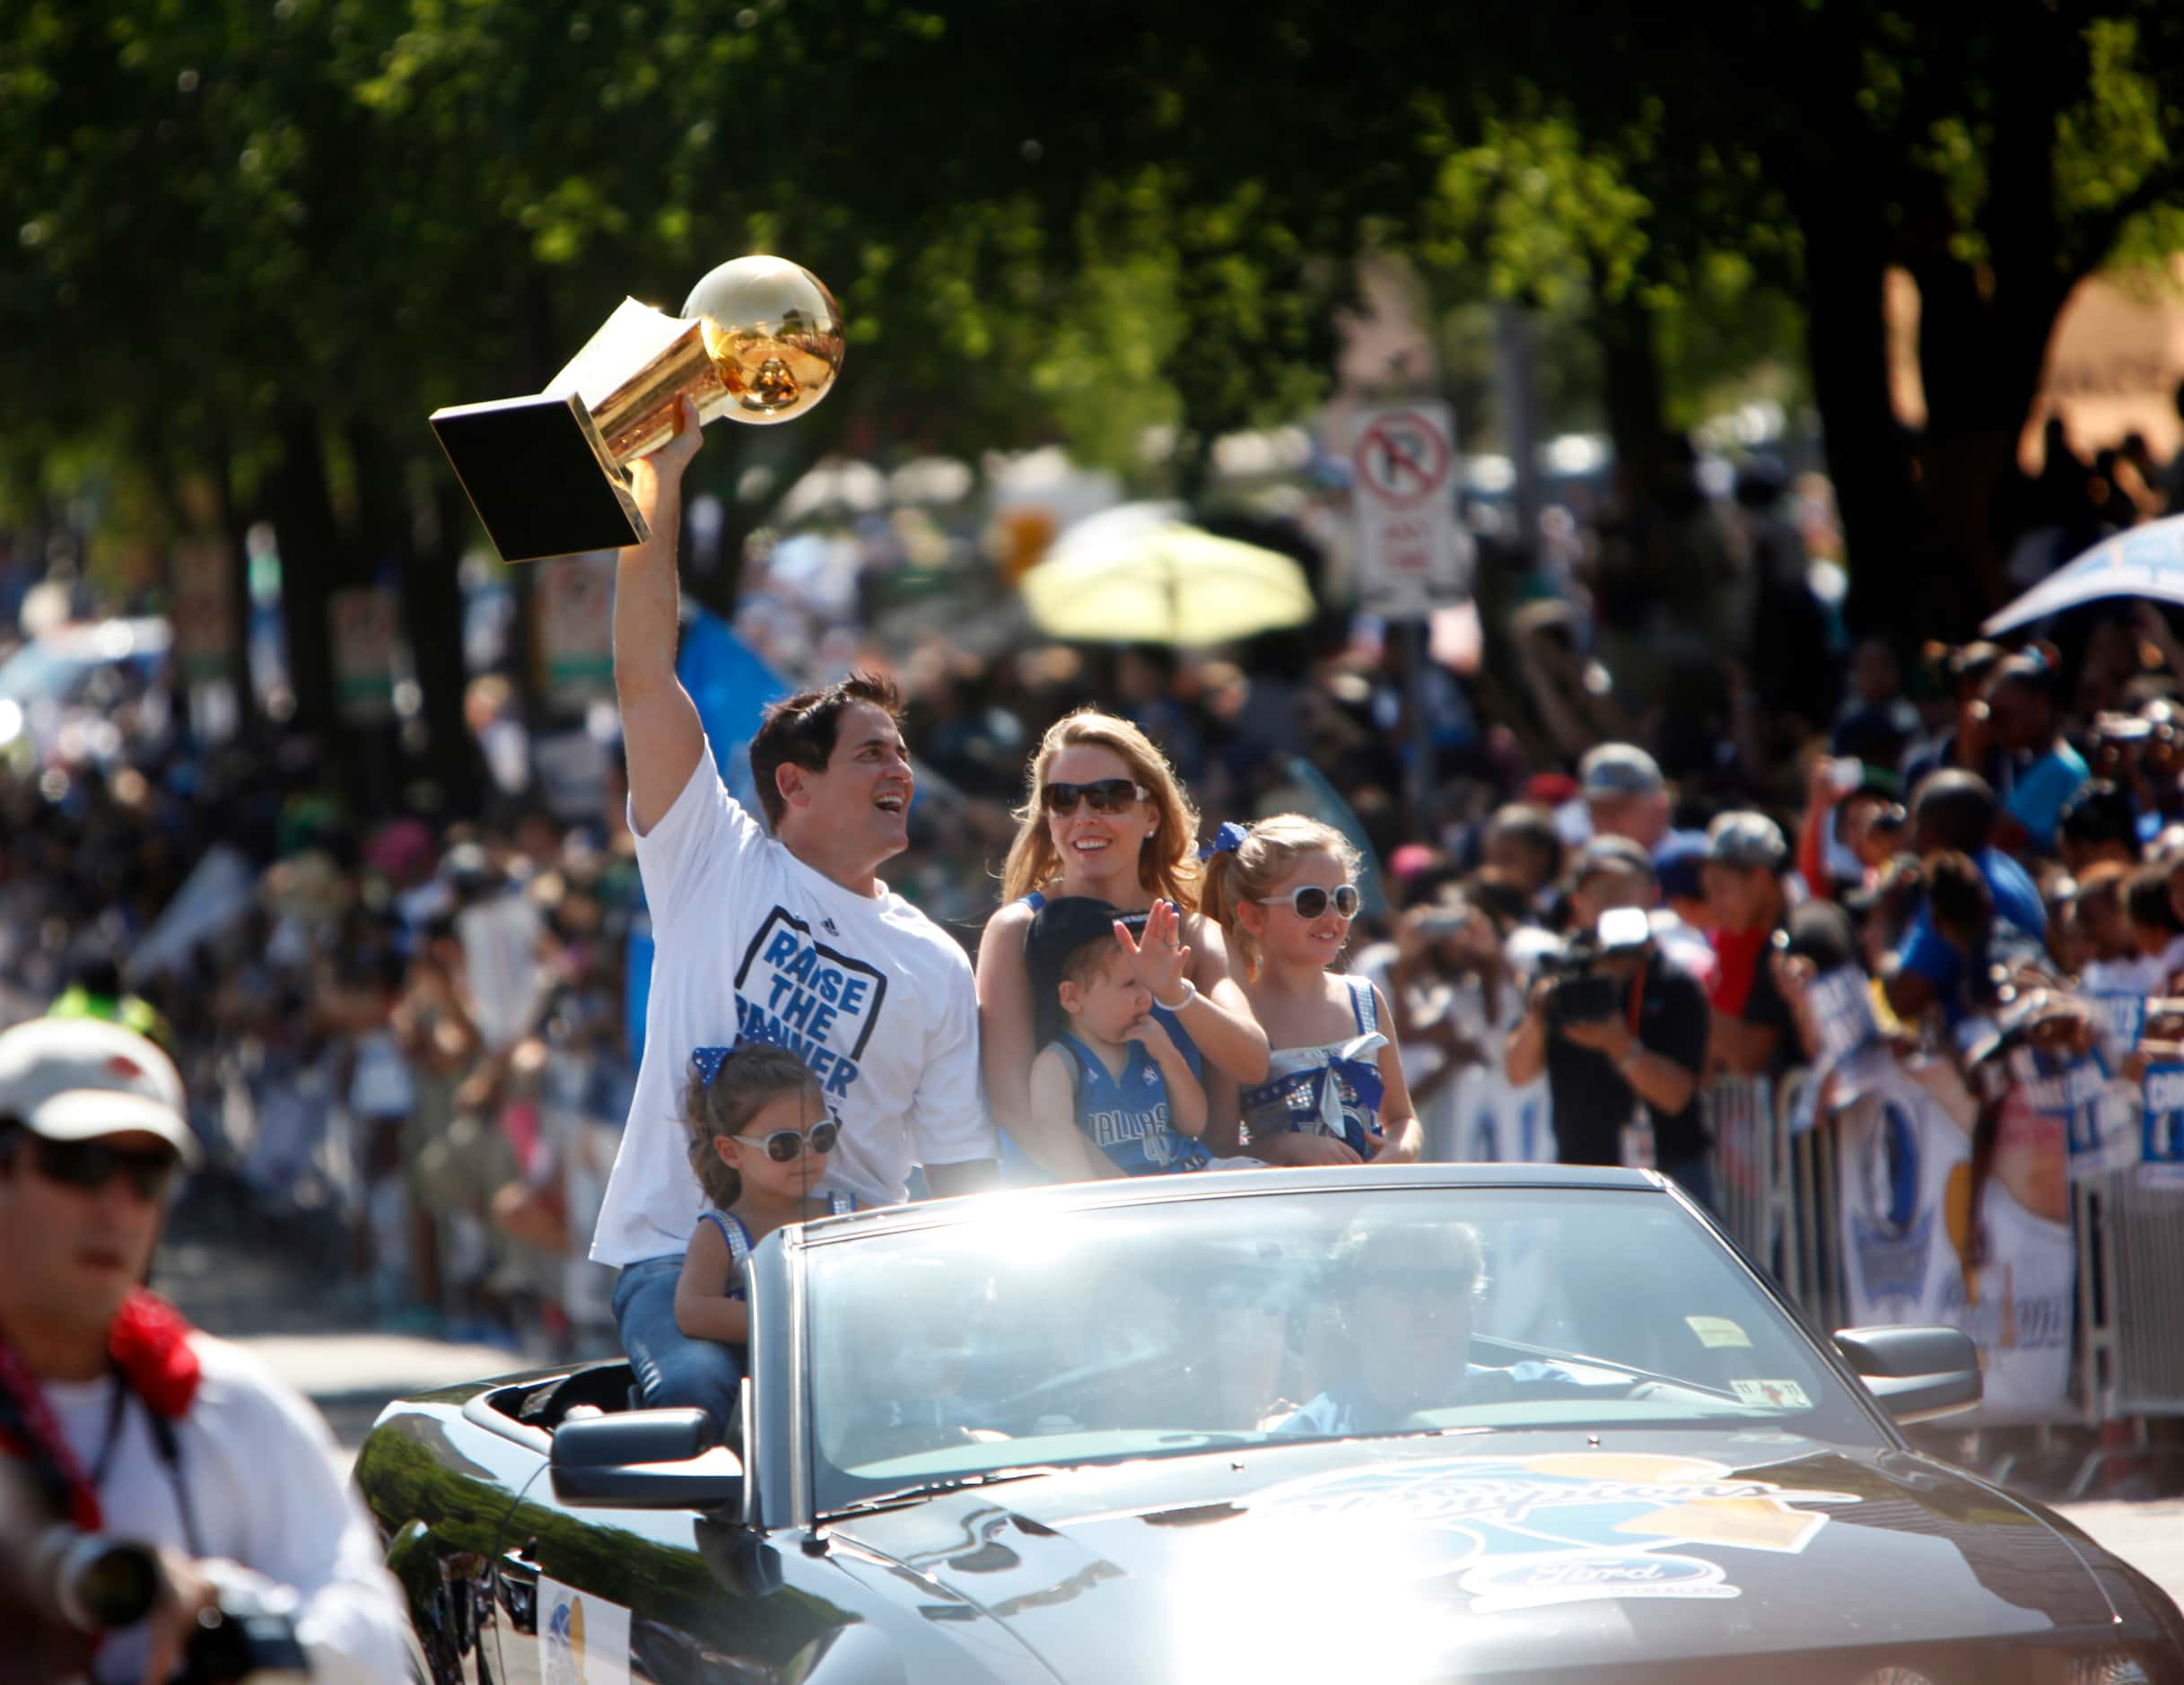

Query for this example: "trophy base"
[430,393,651,563]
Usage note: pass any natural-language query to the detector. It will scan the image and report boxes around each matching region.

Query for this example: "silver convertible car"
[355,1166,2184,1683]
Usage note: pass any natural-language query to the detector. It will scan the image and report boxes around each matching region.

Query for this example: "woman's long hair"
[999,710,1203,910]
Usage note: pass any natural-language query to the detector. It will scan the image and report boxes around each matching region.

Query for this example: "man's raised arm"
[616,397,708,834]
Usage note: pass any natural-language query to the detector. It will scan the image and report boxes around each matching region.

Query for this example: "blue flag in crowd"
[680,605,794,811]
[625,609,791,1063]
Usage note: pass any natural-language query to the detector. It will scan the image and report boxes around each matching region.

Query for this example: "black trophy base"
[430,392,650,563]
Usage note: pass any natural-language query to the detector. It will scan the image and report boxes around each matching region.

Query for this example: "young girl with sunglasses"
[670,1043,856,1414]
[1201,816,1422,1166]
[979,711,1270,1180]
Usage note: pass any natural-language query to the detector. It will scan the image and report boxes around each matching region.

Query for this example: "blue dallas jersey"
[1054,1033,1210,1176]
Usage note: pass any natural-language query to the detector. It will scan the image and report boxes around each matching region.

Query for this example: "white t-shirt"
[1353,946,1553,1166]
[2083,935,2184,999]
[46,1334,408,1685]
[456,890,548,1052]
[590,744,992,1266]
[346,1027,414,1119]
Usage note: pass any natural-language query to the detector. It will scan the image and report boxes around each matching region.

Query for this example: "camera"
[21,1524,309,1683]
[22,1526,163,1632]
[1540,907,1651,1029]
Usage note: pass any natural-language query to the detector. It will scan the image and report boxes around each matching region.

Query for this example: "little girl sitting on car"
[1201,816,1422,1166]
[668,1043,856,1428]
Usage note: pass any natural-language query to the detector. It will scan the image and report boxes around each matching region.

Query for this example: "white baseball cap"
[0,1017,196,1166]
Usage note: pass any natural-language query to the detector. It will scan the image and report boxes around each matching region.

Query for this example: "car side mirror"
[1833,1326,1982,1423]
[551,1408,744,1513]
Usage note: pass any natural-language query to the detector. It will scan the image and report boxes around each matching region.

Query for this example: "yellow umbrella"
[1019,503,1317,645]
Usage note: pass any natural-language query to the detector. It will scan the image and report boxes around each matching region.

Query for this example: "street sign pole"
[1406,619,1435,839]
[1350,400,1464,839]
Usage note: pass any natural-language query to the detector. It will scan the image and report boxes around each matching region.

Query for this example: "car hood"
[826,1432,2127,1681]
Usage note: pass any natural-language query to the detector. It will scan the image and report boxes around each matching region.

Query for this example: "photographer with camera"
[1505,836,1712,1206]
[0,1017,406,1684]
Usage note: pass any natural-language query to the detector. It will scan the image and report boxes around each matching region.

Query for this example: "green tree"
[1510,0,2184,631]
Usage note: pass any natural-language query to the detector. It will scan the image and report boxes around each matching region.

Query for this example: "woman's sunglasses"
[29,1136,180,1202]
[736,1120,841,1163]
[1041,778,1148,816]
[1255,883,1361,921]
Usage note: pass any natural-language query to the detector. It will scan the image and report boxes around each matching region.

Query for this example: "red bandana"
[107,1289,203,1422]
[0,1288,202,1532]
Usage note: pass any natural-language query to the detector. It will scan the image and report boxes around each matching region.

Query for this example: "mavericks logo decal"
[733,907,889,1098]
[1244,1453,1857,1611]
[540,1577,630,1685]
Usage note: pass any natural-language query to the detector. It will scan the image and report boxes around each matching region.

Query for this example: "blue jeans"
[1660,1151,1716,1215]
[611,1255,744,1437]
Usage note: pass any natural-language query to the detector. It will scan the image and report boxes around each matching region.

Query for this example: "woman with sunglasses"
[980,711,1270,1179]
[668,1043,856,1433]
[1201,816,1422,1166]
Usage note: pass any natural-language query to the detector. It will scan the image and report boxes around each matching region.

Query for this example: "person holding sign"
[591,400,995,1419]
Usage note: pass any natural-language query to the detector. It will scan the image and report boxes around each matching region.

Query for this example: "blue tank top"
[697,1192,857,1298]
[1238,974,1386,1160]
[1054,1033,1210,1176]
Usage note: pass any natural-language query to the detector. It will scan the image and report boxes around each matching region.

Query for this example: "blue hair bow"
[1198,820,1252,861]
[691,1043,739,1089]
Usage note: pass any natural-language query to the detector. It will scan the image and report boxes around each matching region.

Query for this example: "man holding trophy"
[442,259,999,1428]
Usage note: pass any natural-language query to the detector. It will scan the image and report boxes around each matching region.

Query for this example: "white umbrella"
[1983,516,2184,635]
[1020,502,1316,645]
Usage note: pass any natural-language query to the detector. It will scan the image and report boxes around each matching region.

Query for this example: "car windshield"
[805,1183,1883,1514]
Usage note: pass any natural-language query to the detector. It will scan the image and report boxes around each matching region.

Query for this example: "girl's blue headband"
[1198,820,1252,861]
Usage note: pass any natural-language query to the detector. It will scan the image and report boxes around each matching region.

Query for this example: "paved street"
[154,1204,572,1469]
[2059,1501,2184,1602]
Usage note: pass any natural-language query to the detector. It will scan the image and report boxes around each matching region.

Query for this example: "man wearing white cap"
[1701,811,1799,1078]
[0,1017,406,1684]
[1577,742,1709,864]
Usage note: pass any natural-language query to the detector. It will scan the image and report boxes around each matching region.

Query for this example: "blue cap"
[1655,840,1707,904]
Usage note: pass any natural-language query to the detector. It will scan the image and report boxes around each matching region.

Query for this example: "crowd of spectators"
[0,414,2177,1353]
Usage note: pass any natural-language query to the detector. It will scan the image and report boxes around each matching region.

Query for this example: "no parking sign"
[1350,402,1469,618]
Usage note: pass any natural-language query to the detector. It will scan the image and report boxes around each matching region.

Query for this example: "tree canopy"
[5,0,2184,776]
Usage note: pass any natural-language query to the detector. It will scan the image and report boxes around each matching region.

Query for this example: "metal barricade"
[1732,1057,2183,1496]
[2079,1165,2184,1420]
[1782,1069,1846,1336]
[1704,1075,1801,1305]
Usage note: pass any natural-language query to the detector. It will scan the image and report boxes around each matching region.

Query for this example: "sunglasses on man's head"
[737,1119,841,1164]
[1255,883,1361,921]
[28,1136,180,1202]
[1041,778,1148,816]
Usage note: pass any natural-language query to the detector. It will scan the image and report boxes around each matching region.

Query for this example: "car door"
[359,1400,548,1685]
[491,1465,725,1685]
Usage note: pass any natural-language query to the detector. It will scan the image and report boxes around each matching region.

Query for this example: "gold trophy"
[430,256,844,563]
